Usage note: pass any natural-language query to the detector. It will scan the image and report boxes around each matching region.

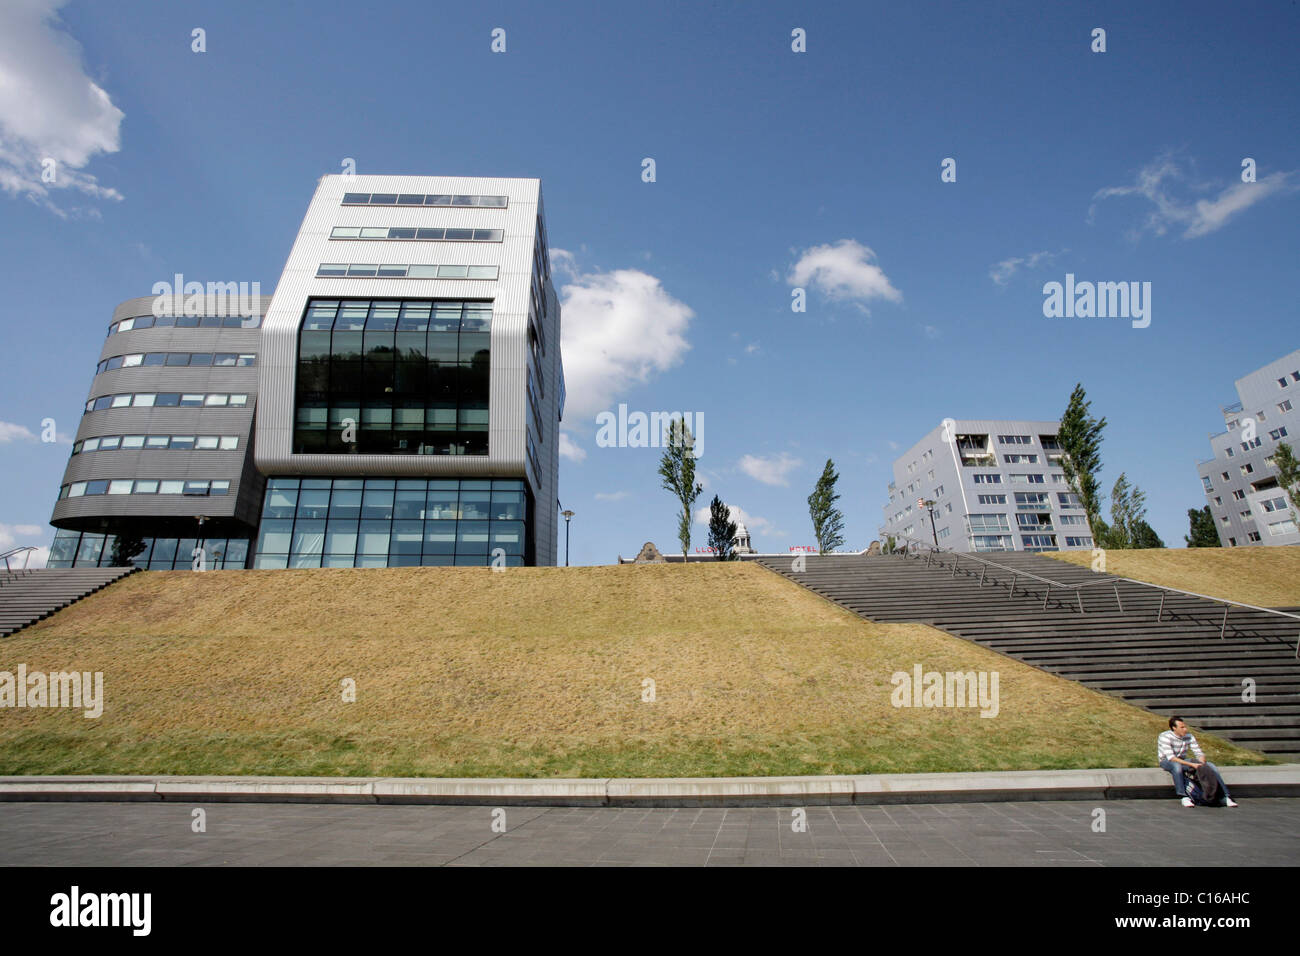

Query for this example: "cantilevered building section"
[1195,349,1300,547]
[879,419,1093,554]
[253,175,563,567]
[49,294,271,569]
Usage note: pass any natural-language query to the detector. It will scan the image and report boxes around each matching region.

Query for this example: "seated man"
[1158,716,1238,808]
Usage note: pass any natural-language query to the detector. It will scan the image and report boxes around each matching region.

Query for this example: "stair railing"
[887,534,1300,658]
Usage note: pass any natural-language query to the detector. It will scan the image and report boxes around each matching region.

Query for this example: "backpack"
[1187,765,1222,806]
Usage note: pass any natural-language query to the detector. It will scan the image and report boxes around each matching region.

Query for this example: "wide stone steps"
[0,567,139,637]
[758,551,1300,757]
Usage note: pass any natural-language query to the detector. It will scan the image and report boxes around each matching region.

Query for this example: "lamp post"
[921,499,938,547]
[561,509,574,566]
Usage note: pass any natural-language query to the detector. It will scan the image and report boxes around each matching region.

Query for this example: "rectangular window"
[973,474,1002,484]
[977,494,1006,505]
[968,514,1010,533]
[1268,519,1297,536]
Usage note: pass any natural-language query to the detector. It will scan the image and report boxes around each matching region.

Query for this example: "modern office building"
[1195,349,1300,547]
[48,174,565,569]
[48,294,270,569]
[879,419,1093,553]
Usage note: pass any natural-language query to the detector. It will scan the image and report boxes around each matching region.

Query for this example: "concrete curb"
[1,765,1298,807]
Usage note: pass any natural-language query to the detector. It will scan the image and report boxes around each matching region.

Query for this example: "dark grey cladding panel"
[60,450,250,483]
[52,493,241,523]
[97,327,264,362]
[75,407,257,442]
[87,367,260,396]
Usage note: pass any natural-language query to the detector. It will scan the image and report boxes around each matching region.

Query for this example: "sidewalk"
[2,765,1298,807]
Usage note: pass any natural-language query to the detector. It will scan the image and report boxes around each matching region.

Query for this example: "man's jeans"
[1161,760,1232,801]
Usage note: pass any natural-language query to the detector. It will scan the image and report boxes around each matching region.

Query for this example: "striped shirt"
[1158,730,1205,764]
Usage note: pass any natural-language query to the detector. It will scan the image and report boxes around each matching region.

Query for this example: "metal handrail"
[0,546,36,571]
[888,534,1300,657]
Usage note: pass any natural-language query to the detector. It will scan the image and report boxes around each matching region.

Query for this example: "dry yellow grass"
[1048,546,1300,608]
[0,563,1267,777]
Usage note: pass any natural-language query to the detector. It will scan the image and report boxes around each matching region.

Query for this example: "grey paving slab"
[0,798,1297,867]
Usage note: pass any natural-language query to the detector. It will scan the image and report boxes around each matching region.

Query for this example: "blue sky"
[1,0,1297,565]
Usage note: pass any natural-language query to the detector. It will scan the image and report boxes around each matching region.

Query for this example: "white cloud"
[594,491,629,502]
[1090,153,1298,239]
[692,503,775,539]
[787,239,902,312]
[744,342,760,354]
[922,325,940,340]
[0,421,37,442]
[555,249,695,420]
[0,523,47,566]
[558,430,586,462]
[989,250,1061,286]
[0,0,125,214]
[737,452,803,487]
[887,440,900,451]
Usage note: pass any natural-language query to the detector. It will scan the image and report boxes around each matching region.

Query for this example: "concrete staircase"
[757,550,1300,757]
[0,567,140,637]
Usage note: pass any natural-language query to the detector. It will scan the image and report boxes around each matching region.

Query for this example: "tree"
[1107,472,1150,549]
[1274,442,1300,522]
[1131,520,1165,549]
[706,495,738,560]
[808,458,846,555]
[109,530,147,567]
[1058,383,1107,543]
[657,418,703,557]
[1184,506,1221,548]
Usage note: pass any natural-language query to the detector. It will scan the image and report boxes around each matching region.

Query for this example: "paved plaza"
[1,798,1297,866]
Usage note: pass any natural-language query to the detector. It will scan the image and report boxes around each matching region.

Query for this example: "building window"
[340,192,508,208]
[316,263,499,280]
[1269,426,1289,440]
[294,298,491,456]
[1009,473,1045,484]
[1268,519,1298,536]
[108,314,261,335]
[973,534,1013,552]
[1247,531,1261,542]
[1003,454,1039,464]
[1057,493,1082,508]
[997,435,1032,444]
[84,392,248,413]
[972,474,1002,484]
[1261,496,1289,513]
[968,514,1010,533]
[1232,489,1246,500]
[330,226,504,242]
[1064,536,1093,547]
[253,477,529,568]
[61,478,230,498]
[937,526,951,539]
[1241,463,1254,475]
[977,494,1006,505]
[1240,437,1262,451]
[1279,377,1290,388]
[73,435,239,454]
[1280,400,1293,413]
[1059,514,1086,526]
[96,352,255,374]
[1021,534,1058,551]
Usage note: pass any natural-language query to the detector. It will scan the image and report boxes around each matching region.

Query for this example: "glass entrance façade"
[252,477,531,568]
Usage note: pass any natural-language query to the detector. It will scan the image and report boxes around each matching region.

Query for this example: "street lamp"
[561,509,575,566]
[920,498,938,547]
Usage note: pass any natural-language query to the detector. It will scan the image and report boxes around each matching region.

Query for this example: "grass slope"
[0,563,1268,777]
[1048,546,1300,608]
